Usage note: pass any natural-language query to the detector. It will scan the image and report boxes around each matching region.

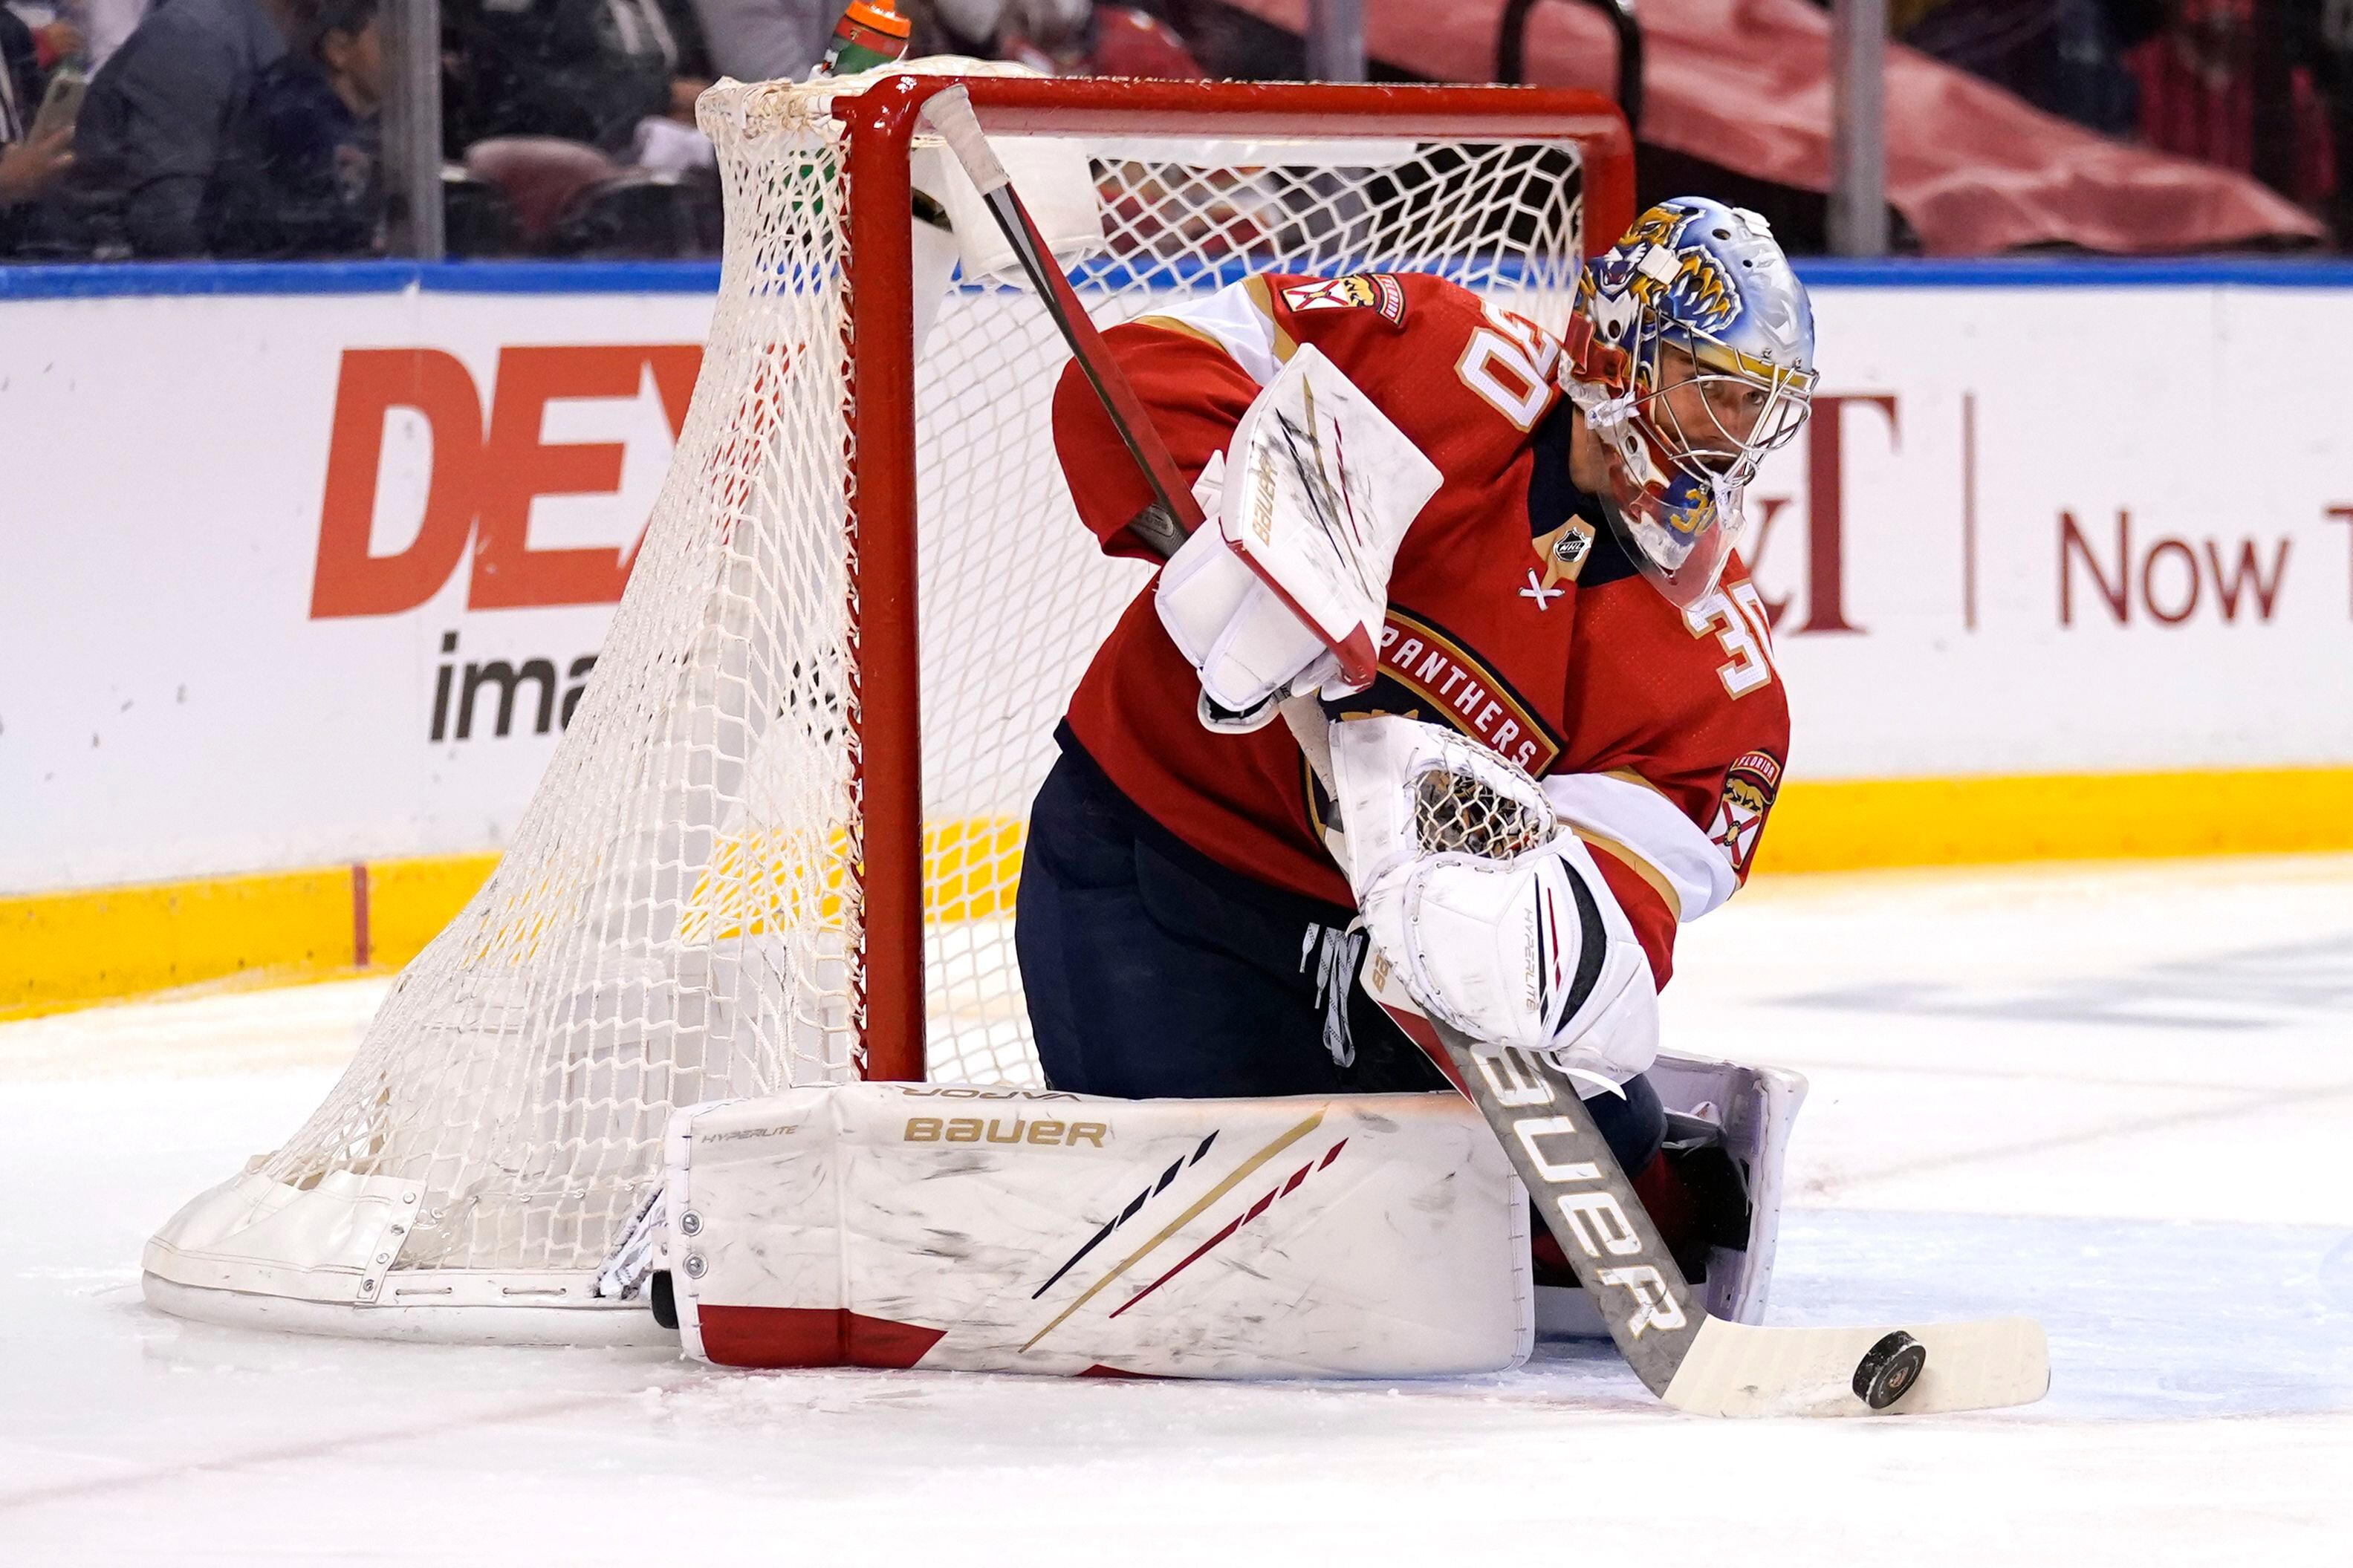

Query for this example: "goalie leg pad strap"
[664,1084,1532,1378]
[1530,1050,1808,1337]
[1646,1050,1808,1325]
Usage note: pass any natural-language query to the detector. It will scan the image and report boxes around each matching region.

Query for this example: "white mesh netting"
[223,75,1591,1286]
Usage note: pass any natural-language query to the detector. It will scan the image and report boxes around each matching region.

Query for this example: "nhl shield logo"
[1531,516,1596,588]
[1708,749,1782,878]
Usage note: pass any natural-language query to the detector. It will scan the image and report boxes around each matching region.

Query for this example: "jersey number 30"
[1685,584,1779,699]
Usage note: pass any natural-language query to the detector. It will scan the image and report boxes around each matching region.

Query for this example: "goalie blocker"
[626,1063,1800,1376]
[1155,343,1442,723]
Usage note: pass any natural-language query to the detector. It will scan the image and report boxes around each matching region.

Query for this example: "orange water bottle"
[818,1,912,75]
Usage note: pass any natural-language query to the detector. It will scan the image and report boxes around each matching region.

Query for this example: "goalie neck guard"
[1561,198,1817,608]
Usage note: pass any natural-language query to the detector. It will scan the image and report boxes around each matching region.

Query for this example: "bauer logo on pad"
[903,1116,1109,1147]
[1281,273,1408,328]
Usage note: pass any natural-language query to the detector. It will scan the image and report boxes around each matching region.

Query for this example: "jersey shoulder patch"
[1279,273,1409,329]
[1708,749,1783,879]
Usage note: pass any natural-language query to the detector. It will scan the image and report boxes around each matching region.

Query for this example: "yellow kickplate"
[6,767,2348,1021]
[1,864,357,1021]
[1756,766,2353,874]
[0,853,496,1022]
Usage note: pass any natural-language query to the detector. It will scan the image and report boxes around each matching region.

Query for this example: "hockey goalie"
[647,198,1823,1379]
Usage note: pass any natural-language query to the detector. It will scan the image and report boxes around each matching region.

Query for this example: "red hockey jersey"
[1050,271,1791,987]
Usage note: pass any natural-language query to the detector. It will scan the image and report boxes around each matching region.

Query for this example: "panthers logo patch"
[1708,749,1782,878]
[1280,273,1408,329]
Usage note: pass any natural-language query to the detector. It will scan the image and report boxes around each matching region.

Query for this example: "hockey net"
[144,69,1629,1339]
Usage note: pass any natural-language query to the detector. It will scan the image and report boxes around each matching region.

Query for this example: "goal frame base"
[142,1274,672,1347]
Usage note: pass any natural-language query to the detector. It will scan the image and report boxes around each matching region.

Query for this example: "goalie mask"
[1562,198,1817,608]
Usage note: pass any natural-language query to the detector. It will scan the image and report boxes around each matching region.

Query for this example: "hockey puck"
[1852,1330,1927,1410]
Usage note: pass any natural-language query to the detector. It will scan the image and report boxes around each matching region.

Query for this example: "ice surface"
[4,856,2349,1564]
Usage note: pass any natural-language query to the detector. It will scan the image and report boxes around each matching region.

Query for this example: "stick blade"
[1661,1315,2049,1418]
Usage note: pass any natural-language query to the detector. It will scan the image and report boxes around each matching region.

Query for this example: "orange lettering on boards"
[309,344,701,619]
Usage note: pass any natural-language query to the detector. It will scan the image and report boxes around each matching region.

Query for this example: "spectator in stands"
[927,0,1081,58]
[441,0,712,156]
[922,0,1204,76]
[4,3,93,66]
[2122,0,2343,237]
[75,0,152,68]
[2308,0,2353,244]
[74,0,299,255]
[203,0,382,256]
[1115,0,1290,79]
[683,0,835,80]
[1901,0,2161,138]
[0,7,81,252]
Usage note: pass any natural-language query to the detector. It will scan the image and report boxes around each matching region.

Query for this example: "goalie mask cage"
[144,71,1633,1343]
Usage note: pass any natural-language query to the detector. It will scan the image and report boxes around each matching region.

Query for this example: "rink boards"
[3,258,2351,1012]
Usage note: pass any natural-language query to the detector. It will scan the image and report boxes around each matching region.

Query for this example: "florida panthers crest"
[1279,272,1409,329]
[1709,749,1783,878]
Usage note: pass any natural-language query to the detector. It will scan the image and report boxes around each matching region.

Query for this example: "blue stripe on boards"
[1791,256,2353,290]
[0,258,726,302]
[6,253,2352,305]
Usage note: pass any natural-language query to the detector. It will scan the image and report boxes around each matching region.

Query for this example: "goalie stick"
[1426,1018,2046,1415]
[916,82,2048,1416]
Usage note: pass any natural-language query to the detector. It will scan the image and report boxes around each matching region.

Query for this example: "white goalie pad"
[1650,1052,1808,1324]
[1534,1051,1808,1337]
[1155,345,1441,713]
[662,1084,1532,1379]
[1219,345,1441,684]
